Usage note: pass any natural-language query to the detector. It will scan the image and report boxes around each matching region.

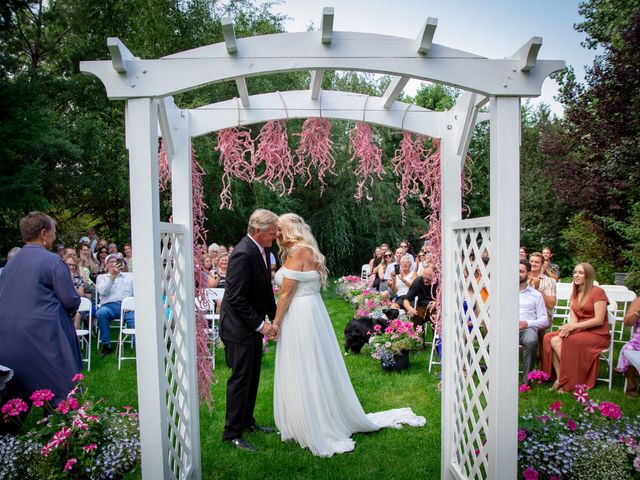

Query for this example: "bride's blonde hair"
[278,213,329,288]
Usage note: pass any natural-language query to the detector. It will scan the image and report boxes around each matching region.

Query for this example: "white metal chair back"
[360,264,370,282]
[118,296,136,369]
[598,308,617,390]
[203,288,225,368]
[76,297,93,371]
[602,288,637,346]
[551,285,573,330]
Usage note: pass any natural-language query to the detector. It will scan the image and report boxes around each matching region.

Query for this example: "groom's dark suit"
[220,235,276,441]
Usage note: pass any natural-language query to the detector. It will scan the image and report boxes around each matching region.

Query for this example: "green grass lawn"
[83,286,640,479]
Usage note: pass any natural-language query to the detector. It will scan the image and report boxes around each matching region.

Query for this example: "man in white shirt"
[519,259,549,384]
[96,254,134,356]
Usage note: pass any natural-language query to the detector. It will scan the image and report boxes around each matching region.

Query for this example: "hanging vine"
[254,120,296,195]
[215,127,256,210]
[295,117,336,194]
[349,121,385,202]
[158,140,171,192]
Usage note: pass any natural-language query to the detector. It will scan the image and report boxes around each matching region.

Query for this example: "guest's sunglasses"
[384,254,393,258]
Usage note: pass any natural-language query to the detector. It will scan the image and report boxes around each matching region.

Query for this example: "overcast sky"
[271,0,599,116]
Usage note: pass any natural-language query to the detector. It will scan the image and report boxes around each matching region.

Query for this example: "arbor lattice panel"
[450,225,491,479]
[160,228,194,479]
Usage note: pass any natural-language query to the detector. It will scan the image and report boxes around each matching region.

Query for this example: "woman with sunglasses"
[373,250,394,292]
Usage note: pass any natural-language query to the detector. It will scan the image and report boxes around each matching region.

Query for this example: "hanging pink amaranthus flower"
[254,121,296,195]
[189,145,213,406]
[295,117,336,194]
[392,132,429,208]
[215,127,256,210]
[349,121,384,202]
[158,140,171,191]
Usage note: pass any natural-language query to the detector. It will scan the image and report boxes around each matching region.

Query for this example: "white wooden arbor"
[81,9,563,480]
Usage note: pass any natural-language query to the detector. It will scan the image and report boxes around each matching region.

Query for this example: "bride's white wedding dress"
[273,267,425,457]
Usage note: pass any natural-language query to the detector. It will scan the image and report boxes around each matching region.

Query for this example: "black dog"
[344,315,391,354]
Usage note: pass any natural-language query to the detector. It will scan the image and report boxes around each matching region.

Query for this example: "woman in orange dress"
[542,262,609,392]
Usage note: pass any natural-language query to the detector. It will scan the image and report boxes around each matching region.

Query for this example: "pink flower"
[30,389,55,407]
[526,370,550,384]
[566,418,577,431]
[56,401,70,414]
[41,443,53,457]
[549,401,562,413]
[83,443,97,452]
[64,458,77,472]
[1,398,29,417]
[518,429,527,442]
[599,401,622,419]
[373,324,382,331]
[523,466,539,480]
[384,342,392,348]
[67,397,79,410]
[633,456,640,471]
[573,391,590,404]
[123,405,133,411]
[519,383,530,394]
[72,416,88,430]
[72,373,84,382]
[50,426,71,447]
[536,415,550,424]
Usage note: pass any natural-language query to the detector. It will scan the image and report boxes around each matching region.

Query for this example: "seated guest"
[96,246,109,275]
[64,254,87,329]
[398,240,414,265]
[403,264,438,330]
[96,254,134,357]
[542,246,560,281]
[518,259,549,384]
[542,262,609,392]
[373,250,394,292]
[382,247,405,294]
[0,247,21,280]
[390,255,417,307]
[78,242,99,277]
[123,243,134,272]
[201,254,216,287]
[615,297,640,397]
[368,247,383,276]
[209,253,229,291]
[528,252,557,360]
[107,242,118,255]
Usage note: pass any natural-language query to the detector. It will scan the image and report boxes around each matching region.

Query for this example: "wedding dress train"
[273,267,425,457]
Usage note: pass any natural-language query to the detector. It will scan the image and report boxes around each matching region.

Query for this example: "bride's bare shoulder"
[283,244,315,271]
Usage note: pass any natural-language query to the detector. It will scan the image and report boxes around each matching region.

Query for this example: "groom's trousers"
[222,339,263,440]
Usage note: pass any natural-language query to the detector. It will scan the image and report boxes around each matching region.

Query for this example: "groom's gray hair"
[247,209,279,234]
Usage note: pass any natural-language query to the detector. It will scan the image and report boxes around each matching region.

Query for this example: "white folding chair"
[117,296,136,369]
[360,264,370,282]
[603,288,637,347]
[76,297,93,371]
[597,308,617,390]
[202,288,225,369]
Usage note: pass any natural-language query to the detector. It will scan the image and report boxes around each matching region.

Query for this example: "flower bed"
[365,318,424,368]
[335,275,369,303]
[519,372,640,479]
[0,374,140,479]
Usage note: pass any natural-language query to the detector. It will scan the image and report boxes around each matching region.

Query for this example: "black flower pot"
[381,350,410,372]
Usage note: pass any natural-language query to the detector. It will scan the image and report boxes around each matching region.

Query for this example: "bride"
[272,213,425,457]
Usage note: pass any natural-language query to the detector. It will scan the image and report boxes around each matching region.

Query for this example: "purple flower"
[599,401,622,419]
[549,401,561,413]
[523,466,539,480]
[566,418,577,431]
[518,429,527,442]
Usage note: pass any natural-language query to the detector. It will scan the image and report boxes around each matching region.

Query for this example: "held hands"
[260,321,279,340]
[557,323,574,338]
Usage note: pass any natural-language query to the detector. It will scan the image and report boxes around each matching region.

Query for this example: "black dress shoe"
[100,345,113,357]
[247,424,276,433]
[226,438,256,451]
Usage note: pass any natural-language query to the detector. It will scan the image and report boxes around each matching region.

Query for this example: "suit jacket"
[220,235,276,344]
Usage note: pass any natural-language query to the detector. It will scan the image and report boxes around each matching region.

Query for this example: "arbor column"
[125,97,170,479]
[487,96,520,479]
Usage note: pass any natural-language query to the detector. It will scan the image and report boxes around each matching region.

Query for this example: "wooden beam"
[310,69,325,100]
[235,77,250,106]
[221,17,237,54]
[511,36,542,72]
[321,7,334,44]
[382,76,409,108]
[107,37,136,73]
[417,17,438,55]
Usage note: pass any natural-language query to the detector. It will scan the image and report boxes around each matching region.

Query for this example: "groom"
[220,209,279,451]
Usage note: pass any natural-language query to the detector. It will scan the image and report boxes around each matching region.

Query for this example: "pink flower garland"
[349,121,384,202]
[254,121,296,195]
[158,140,171,191]
[190,145,213,406]
[215,127,256,210]
[392,131,429,208]
[295,117,336,194]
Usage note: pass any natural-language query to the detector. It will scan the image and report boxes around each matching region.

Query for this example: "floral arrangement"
[352,289,389,320]
[366,318,423,367]
[518,375,640,479]
[0,374,140,479]
[334,275,368,302]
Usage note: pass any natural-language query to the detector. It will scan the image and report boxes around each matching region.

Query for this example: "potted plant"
[366,318,424,371]
[0,374,140,479]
